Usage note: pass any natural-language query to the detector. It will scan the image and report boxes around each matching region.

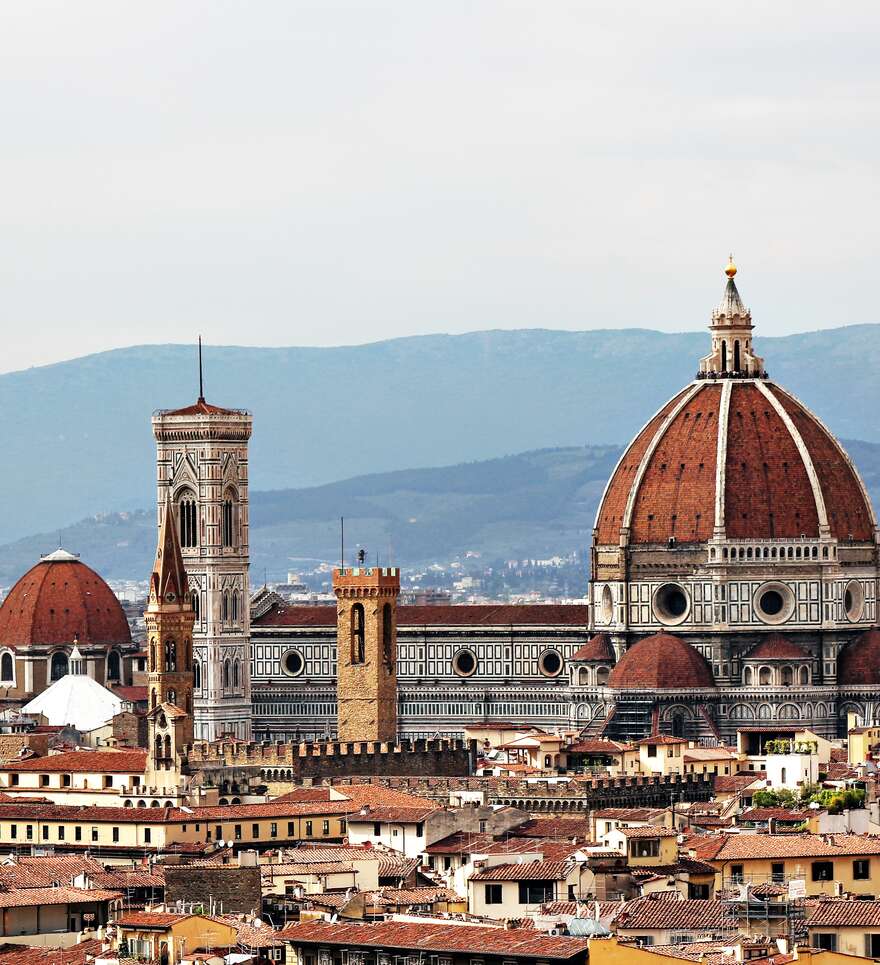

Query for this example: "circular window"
[453,649,478,677]
[754,582,796,625]
[845,580,865,622]
[652,583,690,626]
[539,649,563,677]
[599,585,613,624]
[281,650,305,677]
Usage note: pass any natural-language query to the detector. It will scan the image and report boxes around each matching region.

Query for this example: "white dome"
[22,674,123,732]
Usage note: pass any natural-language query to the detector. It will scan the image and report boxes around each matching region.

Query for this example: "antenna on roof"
[198,336,205,402]
[340,517,345,571]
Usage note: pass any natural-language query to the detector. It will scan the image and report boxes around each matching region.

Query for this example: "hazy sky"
[2,2,879,372]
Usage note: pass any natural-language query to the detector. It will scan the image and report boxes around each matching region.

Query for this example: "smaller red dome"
[571,632,615,663]
[0,550,132,649]
[608,633,715,690]
[744,635,809,660]
[839,629,880,685]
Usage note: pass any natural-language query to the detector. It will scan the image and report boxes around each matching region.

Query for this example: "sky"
[1,1,879,373]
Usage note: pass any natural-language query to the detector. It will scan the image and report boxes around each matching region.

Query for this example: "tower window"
[191,591,200,621]
[382,602,393,665]
[232,591,239,624]
[351,604,366,664]
[233,659,240,689]
[193,660,201,689]
[222,491,236,548]
[164,639,177,672]
[177,492,198,548]
[0,652,12,682]
[224,659,231,690]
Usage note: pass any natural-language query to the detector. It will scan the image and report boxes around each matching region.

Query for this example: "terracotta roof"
[271,787,334,803]
[806,898,880,927]
[364,886,463,907]
[158,398,241,417]
[542,900,621,918]
[3,749,147,773]
[254,603,588,628]
[279,920,591,959]
[596,379,874,545]
[612,896,730,931]
[0,854,104,888]
[713,774,763,793]
[111,685,148,702]
[469,859,570,881]
[744,635,809,660]
[593,808,667,821]
[739,807,812,823]
[715,833,880,861]
[608,633,714,690]
[88,869,165,889]
[839,628,880,685]
[638,735,688,746]
[683,746,735,762]
[481,839,581,860]
[426,831,495,854]
[567,739,628,755]
[620,826,678,838]
[570,632,615,662]
[0,938,107,965]
[0,885,120,908]
[515,817,593,840]
[115,911,191,927]
[0,554,132,649]
[349,804,437,823]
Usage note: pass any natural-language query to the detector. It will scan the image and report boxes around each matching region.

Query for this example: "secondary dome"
[744,635,809,660]
[608,632,715,689]
[838,629,880,685]
[571,632,615,663]
[596,266,874,547]
[0,550,131,649]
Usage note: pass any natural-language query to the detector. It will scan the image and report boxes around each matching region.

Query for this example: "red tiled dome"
[744,635,808,660]
[596,381,874,545]
[0,551,131,649]
[608,633,715,689]
[571,632,615,663]
[838,628,880,685]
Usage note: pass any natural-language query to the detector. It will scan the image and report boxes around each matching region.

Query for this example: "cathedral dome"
[595,269,874,548]
[0,550,131,649]
[838,628,880,685]
[607,632,715,689]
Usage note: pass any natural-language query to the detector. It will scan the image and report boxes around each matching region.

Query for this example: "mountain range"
[3,439,880,585]
[4,324,880,549]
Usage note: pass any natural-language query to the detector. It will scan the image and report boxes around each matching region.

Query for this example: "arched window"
[759,666,771,686]
[222,490,236,548]
[193,661,201,689]
[799,666,809,685]
[154,736,163,761]
[177,490,198,549]
[734,339,741,371]
[164,639,177,672]
[107,651,121,681]
[50,651,68,682]
[577,667,589,686]
[233,659,240,689]
[781,666,793,686]
[168,688,176,706]
[671,714,685,738]
[150,639,157,672]
[221,591,229,623]
[0,653,13,683]
[351,604,366,664]
[151,688,157,710]
[596,667,609,686]
[164,734,171,759]
[224,659,231,690]
[382,602,393,665]
[721,340,727,372]
[232,592,239,624]
[743,666,753,686]
[191,591,200,620]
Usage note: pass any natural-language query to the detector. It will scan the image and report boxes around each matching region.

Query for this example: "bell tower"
[152,348,254,741]
[332,562,400,743]
[144,491,195,782]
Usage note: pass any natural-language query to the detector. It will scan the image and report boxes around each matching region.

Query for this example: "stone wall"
[163,863,261,915]
[187,738,476,792]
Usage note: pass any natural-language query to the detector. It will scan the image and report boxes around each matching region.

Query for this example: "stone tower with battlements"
[332,565,400,742]
[152,387,253,741]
